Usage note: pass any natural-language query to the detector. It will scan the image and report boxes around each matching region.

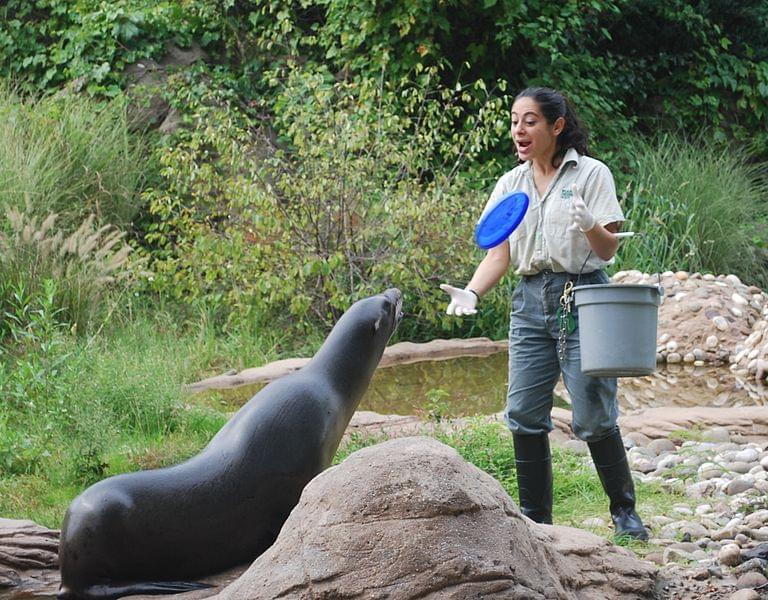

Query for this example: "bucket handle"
[575,231,664,296]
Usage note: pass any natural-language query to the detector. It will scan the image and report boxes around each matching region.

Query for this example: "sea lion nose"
[383,287,401,300]
[382,288,403,318]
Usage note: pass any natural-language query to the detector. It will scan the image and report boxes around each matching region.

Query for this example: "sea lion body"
[58,289,403,600]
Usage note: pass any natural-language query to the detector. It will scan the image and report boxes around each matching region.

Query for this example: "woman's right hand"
[439,284,478,315]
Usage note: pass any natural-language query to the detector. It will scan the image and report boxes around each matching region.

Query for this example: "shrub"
[0,277,71,476]
[141,66,515,341]
[0,1,229,95]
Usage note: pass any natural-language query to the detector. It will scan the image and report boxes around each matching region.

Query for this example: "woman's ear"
[552,116,566,136]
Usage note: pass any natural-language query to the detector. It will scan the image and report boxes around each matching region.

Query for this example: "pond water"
[204,353,768,418]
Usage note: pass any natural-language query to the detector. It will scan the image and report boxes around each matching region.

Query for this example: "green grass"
[0,306,308,528]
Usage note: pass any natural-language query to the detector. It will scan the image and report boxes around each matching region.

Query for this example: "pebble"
[744,510,768,528]
[735,449,760,463]
[719,543,742,566]
[563,440,588,455]
[729,590,760,600]
[733,558,768,575]
[699,463,725,479]
[689,566,710,580]
[571,430,768,592]
[736,571,768,589]
[625,432,652,447]
[728,461,753,474]
[663,546,696,563]
[686,480,715,499]
[649,439,677,455]
[679,522,709,539]
[726,477,755,495]
[703,427,732,443]
[733,293,748,306]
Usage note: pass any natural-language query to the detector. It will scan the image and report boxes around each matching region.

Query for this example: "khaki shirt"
[479,148,624,275]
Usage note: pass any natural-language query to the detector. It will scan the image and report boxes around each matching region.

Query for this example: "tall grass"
[0,208,137,338]
[0,82,148,229]
[614,134,768,286]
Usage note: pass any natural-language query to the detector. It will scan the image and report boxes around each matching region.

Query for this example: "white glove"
[568,184,596,232]
[439,284,478,316]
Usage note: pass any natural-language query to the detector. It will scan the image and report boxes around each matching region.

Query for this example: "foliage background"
[5,0,766,338]
[1,0,767,516]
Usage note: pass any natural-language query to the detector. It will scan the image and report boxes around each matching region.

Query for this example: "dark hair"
[515,87,589,166]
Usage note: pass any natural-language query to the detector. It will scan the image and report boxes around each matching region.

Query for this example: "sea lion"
[57,288,403,600]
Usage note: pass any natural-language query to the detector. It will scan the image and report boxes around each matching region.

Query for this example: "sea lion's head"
[346,287,403,354]
[371,287,403,341]
[311,288,403,390]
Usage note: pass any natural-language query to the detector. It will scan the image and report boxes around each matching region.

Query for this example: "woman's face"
[510,97,564,164]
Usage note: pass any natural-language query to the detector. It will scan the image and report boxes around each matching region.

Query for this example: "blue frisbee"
[474,191,529,249]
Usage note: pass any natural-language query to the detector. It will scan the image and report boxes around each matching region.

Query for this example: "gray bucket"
[573,283,663,377]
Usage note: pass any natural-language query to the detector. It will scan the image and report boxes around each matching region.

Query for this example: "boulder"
[213,437,657,600]
[618,406,768,441]
[123,44,208,132]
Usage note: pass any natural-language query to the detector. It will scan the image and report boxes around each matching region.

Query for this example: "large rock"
[214,437,657,600]
[0,518,59,596]
[122,44,208,132]
[618,406,768,441]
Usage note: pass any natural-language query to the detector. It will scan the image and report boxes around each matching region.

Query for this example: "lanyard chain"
[557,281,575,362]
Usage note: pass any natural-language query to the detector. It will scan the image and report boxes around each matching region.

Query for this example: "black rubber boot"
[588,428,649,541]
[513,433,553,524]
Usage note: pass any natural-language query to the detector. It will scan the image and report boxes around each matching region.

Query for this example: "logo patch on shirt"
[561,188,574,200]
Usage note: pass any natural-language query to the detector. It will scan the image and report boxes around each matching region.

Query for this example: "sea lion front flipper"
[58,580,214,600]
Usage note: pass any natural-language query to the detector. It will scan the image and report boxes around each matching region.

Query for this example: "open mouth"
[516,140,532,152]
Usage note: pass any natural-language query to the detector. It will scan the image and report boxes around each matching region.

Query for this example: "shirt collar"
[561,147,581,167]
